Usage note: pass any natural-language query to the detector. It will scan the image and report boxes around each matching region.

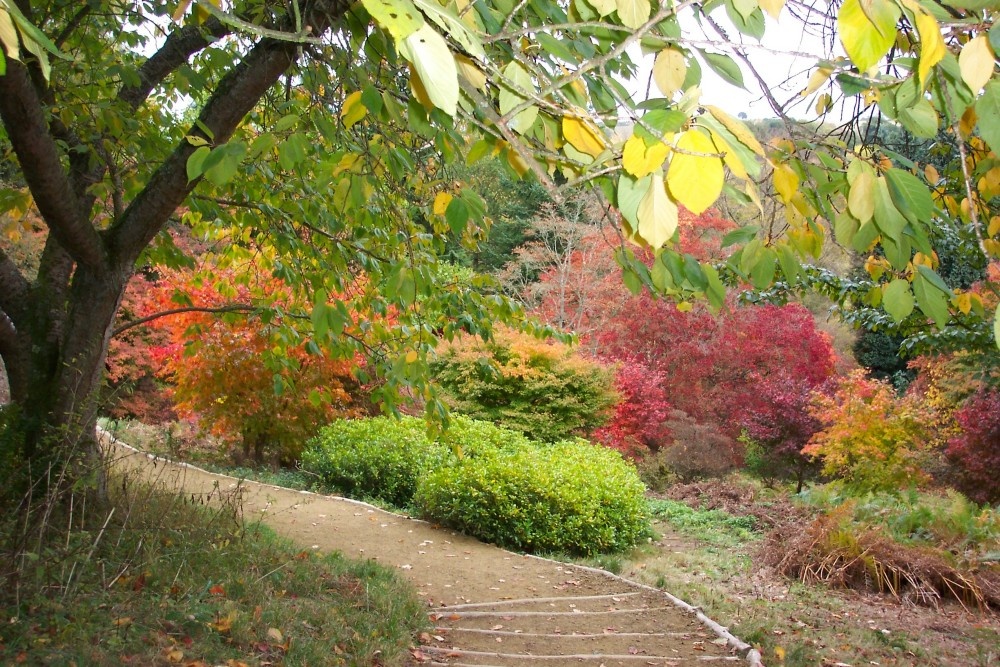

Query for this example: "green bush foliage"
[301,415,530,507]
[301,415,446,507]
[430,327,618,442]
[415,439,650,556]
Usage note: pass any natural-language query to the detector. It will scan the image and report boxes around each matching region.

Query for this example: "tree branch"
[118,18,230,110]
[112,304,256,337]
[0,61,108,272]
[107,0,352,266]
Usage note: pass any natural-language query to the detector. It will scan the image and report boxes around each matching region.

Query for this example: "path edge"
[97,425,764,666]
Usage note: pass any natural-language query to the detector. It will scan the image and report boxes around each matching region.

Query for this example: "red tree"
[947,388,1000,504]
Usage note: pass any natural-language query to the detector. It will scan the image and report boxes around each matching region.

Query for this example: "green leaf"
[186,146,210,181]
[700,50,745,88]
[913,272,950,328]
[312,289,330,340]
[898,98,938,138]
[616,0,651,29]
[749,247,776,289]
[834,211,859,247]
[994,306,1000,351]
[202,142,246,187]
[977,81,1000,155]
[777,244,800,283]
[837,0,899,73]
[915,265,953,296]
[499,61,538,134]
[721,225,759,247]
[883,279,914,323]
[703,264,726,309]
[400,24,459,116]
[361,0,424,40]
[883,168,933,225]
[617,173,652,235]
[445,196,470,234]
[872,176,906,243]
[278,132,309,170]
[413,0,485,59]
[725,2,765,40]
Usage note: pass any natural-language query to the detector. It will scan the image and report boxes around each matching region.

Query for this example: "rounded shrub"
[414,438,650,556]
[301,416,446,507]
[301,415,531,508]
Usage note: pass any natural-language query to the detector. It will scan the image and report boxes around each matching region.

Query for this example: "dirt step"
[418,644,742,666]
[425,626,729,657]
[430,606,712,637]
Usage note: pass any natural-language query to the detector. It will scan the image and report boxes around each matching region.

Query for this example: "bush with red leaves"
[947,388,1000,504]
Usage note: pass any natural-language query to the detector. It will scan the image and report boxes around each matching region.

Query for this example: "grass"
[0,469,426,666]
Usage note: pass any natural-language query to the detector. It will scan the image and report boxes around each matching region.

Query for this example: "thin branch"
[53,3,92,48]
[112,304,256,337]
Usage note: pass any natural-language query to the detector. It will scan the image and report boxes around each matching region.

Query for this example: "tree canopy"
[0,0,998,480]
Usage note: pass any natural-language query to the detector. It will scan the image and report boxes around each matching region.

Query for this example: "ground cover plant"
[0,463,425,666]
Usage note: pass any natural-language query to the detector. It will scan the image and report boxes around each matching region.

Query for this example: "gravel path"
[103,431,763,666]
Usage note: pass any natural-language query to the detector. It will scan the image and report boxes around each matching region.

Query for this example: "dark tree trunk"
[0,0,351,502]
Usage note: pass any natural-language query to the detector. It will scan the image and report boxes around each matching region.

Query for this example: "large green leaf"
[499,61,538,134]
[361,0,424,40]
[977,81,1000,155]
[400,24,459,116]
[837,0,899,73]
[700,50,745,88]
[884,168,933,225]
[883,279,914,323]
[412,0,485,59]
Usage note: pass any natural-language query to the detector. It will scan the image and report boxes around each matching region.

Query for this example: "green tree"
[1,0,999,499]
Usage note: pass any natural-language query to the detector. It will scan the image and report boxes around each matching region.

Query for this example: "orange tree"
[1,0,1000,499]
[139,262,367,464]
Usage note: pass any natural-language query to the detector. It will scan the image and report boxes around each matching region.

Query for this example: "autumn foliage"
[138,266,367,464]
[431,326,617,442]
[947,388,1000,504]
[805,370,933,493]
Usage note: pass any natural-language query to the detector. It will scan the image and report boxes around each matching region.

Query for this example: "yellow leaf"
[848,164,876,222]
[164,647,184,663]
[774,645,786,662]
[267,627,284,643]
[708,130,747,180]
[955,291,972,315]
[988,215,1000,237]
[666,129,724,215]
[959,35,994,94]
[652,48,687,98]
[505,147,530,177]
[433,192,453,215]
[960,105,977,138]
[615,0,651,30]
[622,134,670,178]
[838,0,899,74]
[924,163,939,184]
[341,91,367,129]
[0,9,19,60]
[914,10,944,88]
[456,54,487,90]
[636,175,678,249]
[772,162,799,204]
[800,66,833,96]
[562,115,605,158]
[587,0,617,17]
[704,105,764,155]
[758,0,785,20]
[172,0,194,22]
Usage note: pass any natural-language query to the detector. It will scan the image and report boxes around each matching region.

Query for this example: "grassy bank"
[0,472,425,666]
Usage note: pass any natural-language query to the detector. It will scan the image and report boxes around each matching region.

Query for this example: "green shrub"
[301,416,446,507]
[301,415,530,507]
[431,327,618,442]
[415,438,650,555]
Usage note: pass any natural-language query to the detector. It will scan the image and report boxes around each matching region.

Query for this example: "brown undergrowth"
[767,502,1000,611]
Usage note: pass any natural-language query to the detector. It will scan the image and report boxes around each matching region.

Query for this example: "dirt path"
[103,431,762,666]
